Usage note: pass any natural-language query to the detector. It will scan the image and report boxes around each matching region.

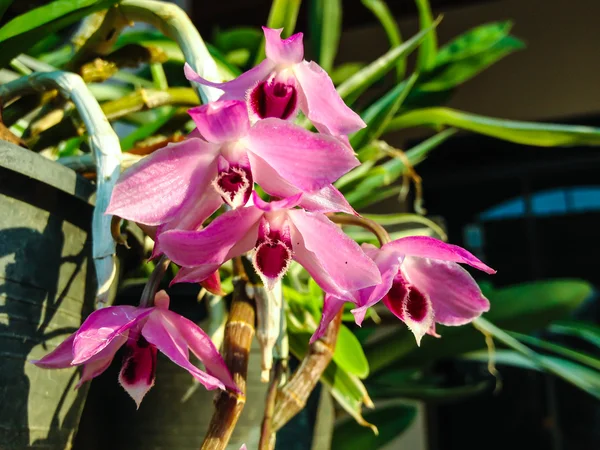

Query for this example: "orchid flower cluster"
[33,28,495,406]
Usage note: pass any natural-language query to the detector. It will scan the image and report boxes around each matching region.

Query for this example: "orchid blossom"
[32,291,236,407]
[184,27,365,137]
[106,100,357,243]
[159,193,381,295]
[311,236,496,344]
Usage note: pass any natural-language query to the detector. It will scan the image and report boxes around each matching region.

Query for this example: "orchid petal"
[71,306,152,364]
[310,295,346,344]
[31,333,76,368]
[288,210,381,294]
[351,246,403,326]
[106,138,219,226]
[170,265,220,285]
[382,274,435,345]
[251,191,303,212]
[160,309,237,391]
[188,100,249,143]
[384,236,496,274]
[262,27,304,64]
[248,152,355,214]
[247,118,359,191]
[142,311,230,391]
[402,256,490,326]
[76,333,128,388]
[184,61,275,100]
[293,60,366,136]
[200,270,226,296]
[160,206,263,268]
[118,336,157,408]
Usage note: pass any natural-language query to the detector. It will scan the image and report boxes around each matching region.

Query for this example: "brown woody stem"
[259,360,285,450]
[200,258,256,450]
[271,309,344,432]
[327,213,391,246]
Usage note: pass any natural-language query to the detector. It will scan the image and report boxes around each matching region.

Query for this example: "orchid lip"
[249,79,298,120]
[212,165,253,208]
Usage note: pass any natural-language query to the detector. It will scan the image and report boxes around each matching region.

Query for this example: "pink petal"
[71,306,152,364]
[159,206,263,267]
[118,336,157,408]
[350,245,403,326]
[170,265,220,285]
[402,256,490,326]
[262,27,304,64]
[309,294,346,344]
[200,270,226,296]
[161,309,237,391]
[31,333,76,368]
[251,191,303,212]
[248,79,299,120]
[248,152,355,214]
[142,310,233,391]
[384,236,496,274]
[382,273,434,345]
[184,61,275,100]
[293,60,366,136]
[288,210,381,294]
[188,100,250,143]
[247,118,360,191]
[106,138,220,226]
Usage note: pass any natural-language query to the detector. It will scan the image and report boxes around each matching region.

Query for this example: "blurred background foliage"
[1,0,599,449]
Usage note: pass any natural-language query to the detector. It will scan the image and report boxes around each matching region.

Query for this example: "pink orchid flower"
[184,27,365,137]
[32,291,236,407]
[311,237,496,344]
[106,100,357,240]
[159,193,381,295]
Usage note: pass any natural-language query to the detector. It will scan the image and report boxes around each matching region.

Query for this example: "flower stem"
[139,255,170,307]
[259,359,284,450]
[327,213,391,245]
[270,308,343,432]
[200,260,256,450]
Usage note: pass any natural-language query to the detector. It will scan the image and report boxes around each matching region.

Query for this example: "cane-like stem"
[0,71,122,306]
[200,259,256,450]
[139,255,170,308]
[259,360,285,450]
[327,213,391,246]
[270,308,344,432]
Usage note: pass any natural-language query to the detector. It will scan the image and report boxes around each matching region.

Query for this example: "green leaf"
[120,107,177,151]
[436,21,514,65]
[334,325,370,379]
[414,0,438,71]
[464,349,600,399]
[388,107,600,146]
[509,331,600,371]
[549,320,600,349]
[330,62,367,85]
[0,0,14,22]
[361,0,404,78]
[418,35,524,91]
[345,128,457,205]
[332,403,417,450]
[254,0,301,65]
[351,73,418,148]
[309,0,342,72]
[213,27,262,54]
[470,318,600,399]
[0,0,122,67]
[337,19,440,104]
[365,279,593,373]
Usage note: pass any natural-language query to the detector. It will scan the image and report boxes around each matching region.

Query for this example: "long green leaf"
[337,19,440,103]
[345,128,457,205]
[361,0,404,78]
[414,0,437,70]
[388,107,600,146]
[418,35,524,91]
[309,0,342,72]
[334,325,370,379]
[471,318,600,399]
[367,376,491,402]
[549,320,600,349]
[0,0,121,67]
[332,403,417,450]
[509,331,600,371]
[0,0,15,22]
